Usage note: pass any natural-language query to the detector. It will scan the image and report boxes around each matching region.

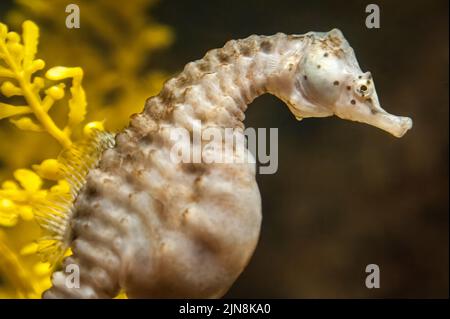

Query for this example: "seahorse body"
[43,29,412,298]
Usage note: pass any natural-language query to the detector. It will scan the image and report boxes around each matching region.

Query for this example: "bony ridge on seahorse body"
[41,29,412,298]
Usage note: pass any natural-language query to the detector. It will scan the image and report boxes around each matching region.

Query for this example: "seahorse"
[41,29,412,298]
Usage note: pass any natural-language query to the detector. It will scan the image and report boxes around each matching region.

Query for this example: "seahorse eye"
[354,78,373,97]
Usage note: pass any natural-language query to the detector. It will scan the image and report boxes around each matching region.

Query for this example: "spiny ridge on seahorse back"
[42,29,412,298]
[142,33,293,124]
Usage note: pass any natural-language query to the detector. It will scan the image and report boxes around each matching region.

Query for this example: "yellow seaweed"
[0,0,172,299]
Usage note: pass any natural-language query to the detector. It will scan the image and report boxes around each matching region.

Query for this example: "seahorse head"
[285,28,412,137]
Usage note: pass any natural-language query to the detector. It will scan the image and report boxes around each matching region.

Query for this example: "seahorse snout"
[334,84,413,138]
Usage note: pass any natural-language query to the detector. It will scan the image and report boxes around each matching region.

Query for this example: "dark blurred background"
[153,0,449,298]
[2,0,449,298]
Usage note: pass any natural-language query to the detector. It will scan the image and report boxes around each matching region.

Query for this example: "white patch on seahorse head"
[282,28,412,137]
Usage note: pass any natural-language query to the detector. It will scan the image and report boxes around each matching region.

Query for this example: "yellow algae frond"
[0,20,94,229]
[0,20,75,148]
[1,0,173,182]
[0,0,171,299]
[0,229,51,298]
[7,0,174,131]
[0,20,112,298]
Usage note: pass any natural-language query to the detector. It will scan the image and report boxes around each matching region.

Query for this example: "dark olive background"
[1,0,449,298]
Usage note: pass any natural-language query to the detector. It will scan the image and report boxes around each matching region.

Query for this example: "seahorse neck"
[143,33,305,130]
